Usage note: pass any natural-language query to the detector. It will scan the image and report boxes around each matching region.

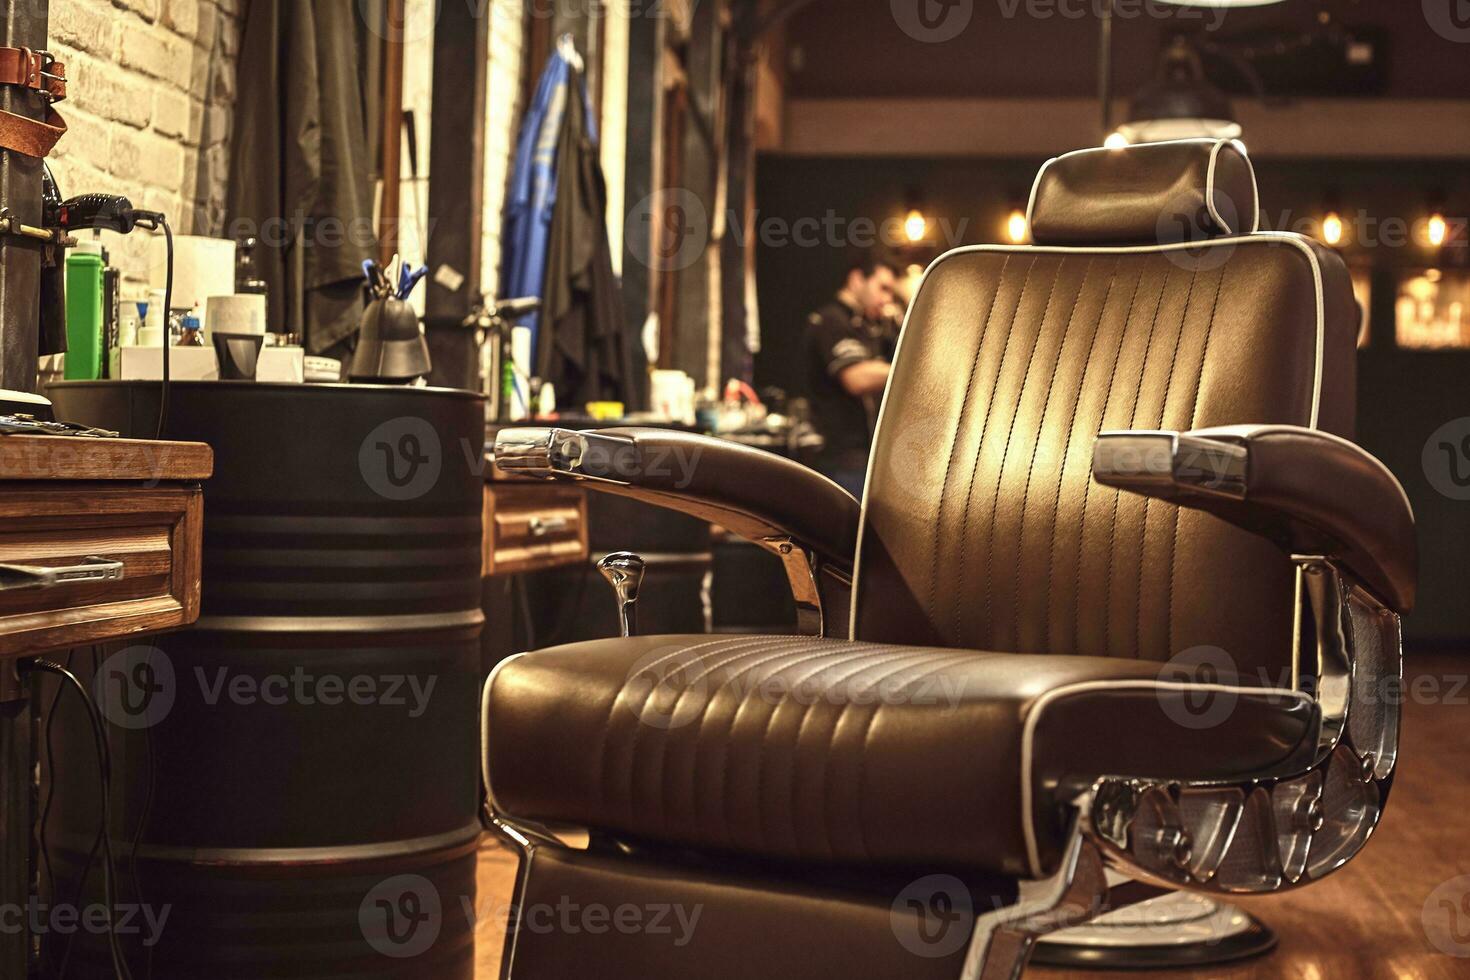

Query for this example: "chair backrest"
[851,139,1359,679]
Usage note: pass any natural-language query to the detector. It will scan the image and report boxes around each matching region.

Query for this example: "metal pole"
[378,0,405,265]
[0,0,49,393]
[423,0,490,391]
[1098,0,1115,139]
[621,5,663,362]
[0,0,51,964]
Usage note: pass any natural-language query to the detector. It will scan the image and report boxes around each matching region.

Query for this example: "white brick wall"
[48,0,243,287]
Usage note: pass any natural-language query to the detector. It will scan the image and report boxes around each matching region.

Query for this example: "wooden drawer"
[483,484,588,577]
[0,485,202,659]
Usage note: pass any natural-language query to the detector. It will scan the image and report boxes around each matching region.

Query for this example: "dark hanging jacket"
[538,67,647,411]
[227,0,377,354]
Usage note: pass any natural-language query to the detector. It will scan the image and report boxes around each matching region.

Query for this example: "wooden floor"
[474,653,1470,979]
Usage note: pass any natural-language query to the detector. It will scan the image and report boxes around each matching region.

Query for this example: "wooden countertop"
[0,436,213,483]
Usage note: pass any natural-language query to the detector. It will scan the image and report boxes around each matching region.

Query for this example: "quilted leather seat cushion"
[484,635,1318,877]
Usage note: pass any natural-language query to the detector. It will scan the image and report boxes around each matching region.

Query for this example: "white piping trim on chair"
[1204,140,1233,234]
[848,245,938,639]
[1205,138,1261,235]
[1018,678,1312,879]
[850,233,1329,638]
[481,651,530,819]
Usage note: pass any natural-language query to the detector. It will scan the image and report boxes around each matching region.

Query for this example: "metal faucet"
[596,552,645,638]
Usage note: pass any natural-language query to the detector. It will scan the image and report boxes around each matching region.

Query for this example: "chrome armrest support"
[764,537,825,636]
[493,427,858,637]
[1078,559,1402,896]
[1297,556,1352,763]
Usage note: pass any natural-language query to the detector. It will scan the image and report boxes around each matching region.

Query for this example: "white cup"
[204,294,268,336]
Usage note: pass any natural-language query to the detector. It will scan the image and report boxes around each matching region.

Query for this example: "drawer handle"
[0,556,126,592]
[527,516,571,538]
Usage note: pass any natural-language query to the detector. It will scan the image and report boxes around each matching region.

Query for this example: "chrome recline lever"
[597,553,645,637]
[494,427,637,484]
[1093,430,1249,500]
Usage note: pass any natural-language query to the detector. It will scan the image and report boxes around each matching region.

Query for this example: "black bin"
[46,381,485,979]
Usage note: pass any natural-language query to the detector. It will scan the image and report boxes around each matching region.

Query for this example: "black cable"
[53,652,106,980]
[59,829,104,980]
[57,651,107,980]
[38,650,73,923]
[23,657,135,980]
[149,219,174,440]
[57,200,174,441]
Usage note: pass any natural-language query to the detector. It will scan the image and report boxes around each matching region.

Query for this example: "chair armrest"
[493,427,861,570]
[1092,424,1417,613]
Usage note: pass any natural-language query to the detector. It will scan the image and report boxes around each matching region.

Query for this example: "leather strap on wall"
[0,107,66,158]
[0,47,66,158]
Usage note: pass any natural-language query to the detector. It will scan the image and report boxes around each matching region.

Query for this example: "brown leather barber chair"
[483,139,1416,979]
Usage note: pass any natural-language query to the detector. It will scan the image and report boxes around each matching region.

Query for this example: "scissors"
[398,264,429,300]
[365,258,429,301]
[362,260,391,300]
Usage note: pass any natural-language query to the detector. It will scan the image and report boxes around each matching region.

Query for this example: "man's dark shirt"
[803,294,892,468]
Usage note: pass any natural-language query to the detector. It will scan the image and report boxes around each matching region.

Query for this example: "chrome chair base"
[1031,893,1276,970]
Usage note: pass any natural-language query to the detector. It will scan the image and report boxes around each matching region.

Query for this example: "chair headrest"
[1027,138,1259,246]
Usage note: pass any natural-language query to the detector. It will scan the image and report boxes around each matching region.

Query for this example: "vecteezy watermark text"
[360,875,703,960]
[0,900,171,948]
[95,647,442,729]
[196,667,438,719]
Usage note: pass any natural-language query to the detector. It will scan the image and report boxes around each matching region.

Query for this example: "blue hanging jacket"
[501,41,598,365]
[501,47,574,357]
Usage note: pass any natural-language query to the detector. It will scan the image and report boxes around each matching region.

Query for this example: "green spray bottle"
[64,240,106,381]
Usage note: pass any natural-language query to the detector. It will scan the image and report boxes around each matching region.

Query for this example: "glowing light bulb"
[1006,210,1028,244]
[1428,213,1448,248]
[1321,212,1343,247]
[1103,132,1130,150]
[904,209,928,244]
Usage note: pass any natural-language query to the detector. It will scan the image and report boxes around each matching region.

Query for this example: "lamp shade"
[1118,35,1241,144]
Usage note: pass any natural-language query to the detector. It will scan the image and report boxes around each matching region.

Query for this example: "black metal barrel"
[46,381,485,979]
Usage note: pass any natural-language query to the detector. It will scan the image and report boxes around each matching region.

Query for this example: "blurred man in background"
[803,251,900,498]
